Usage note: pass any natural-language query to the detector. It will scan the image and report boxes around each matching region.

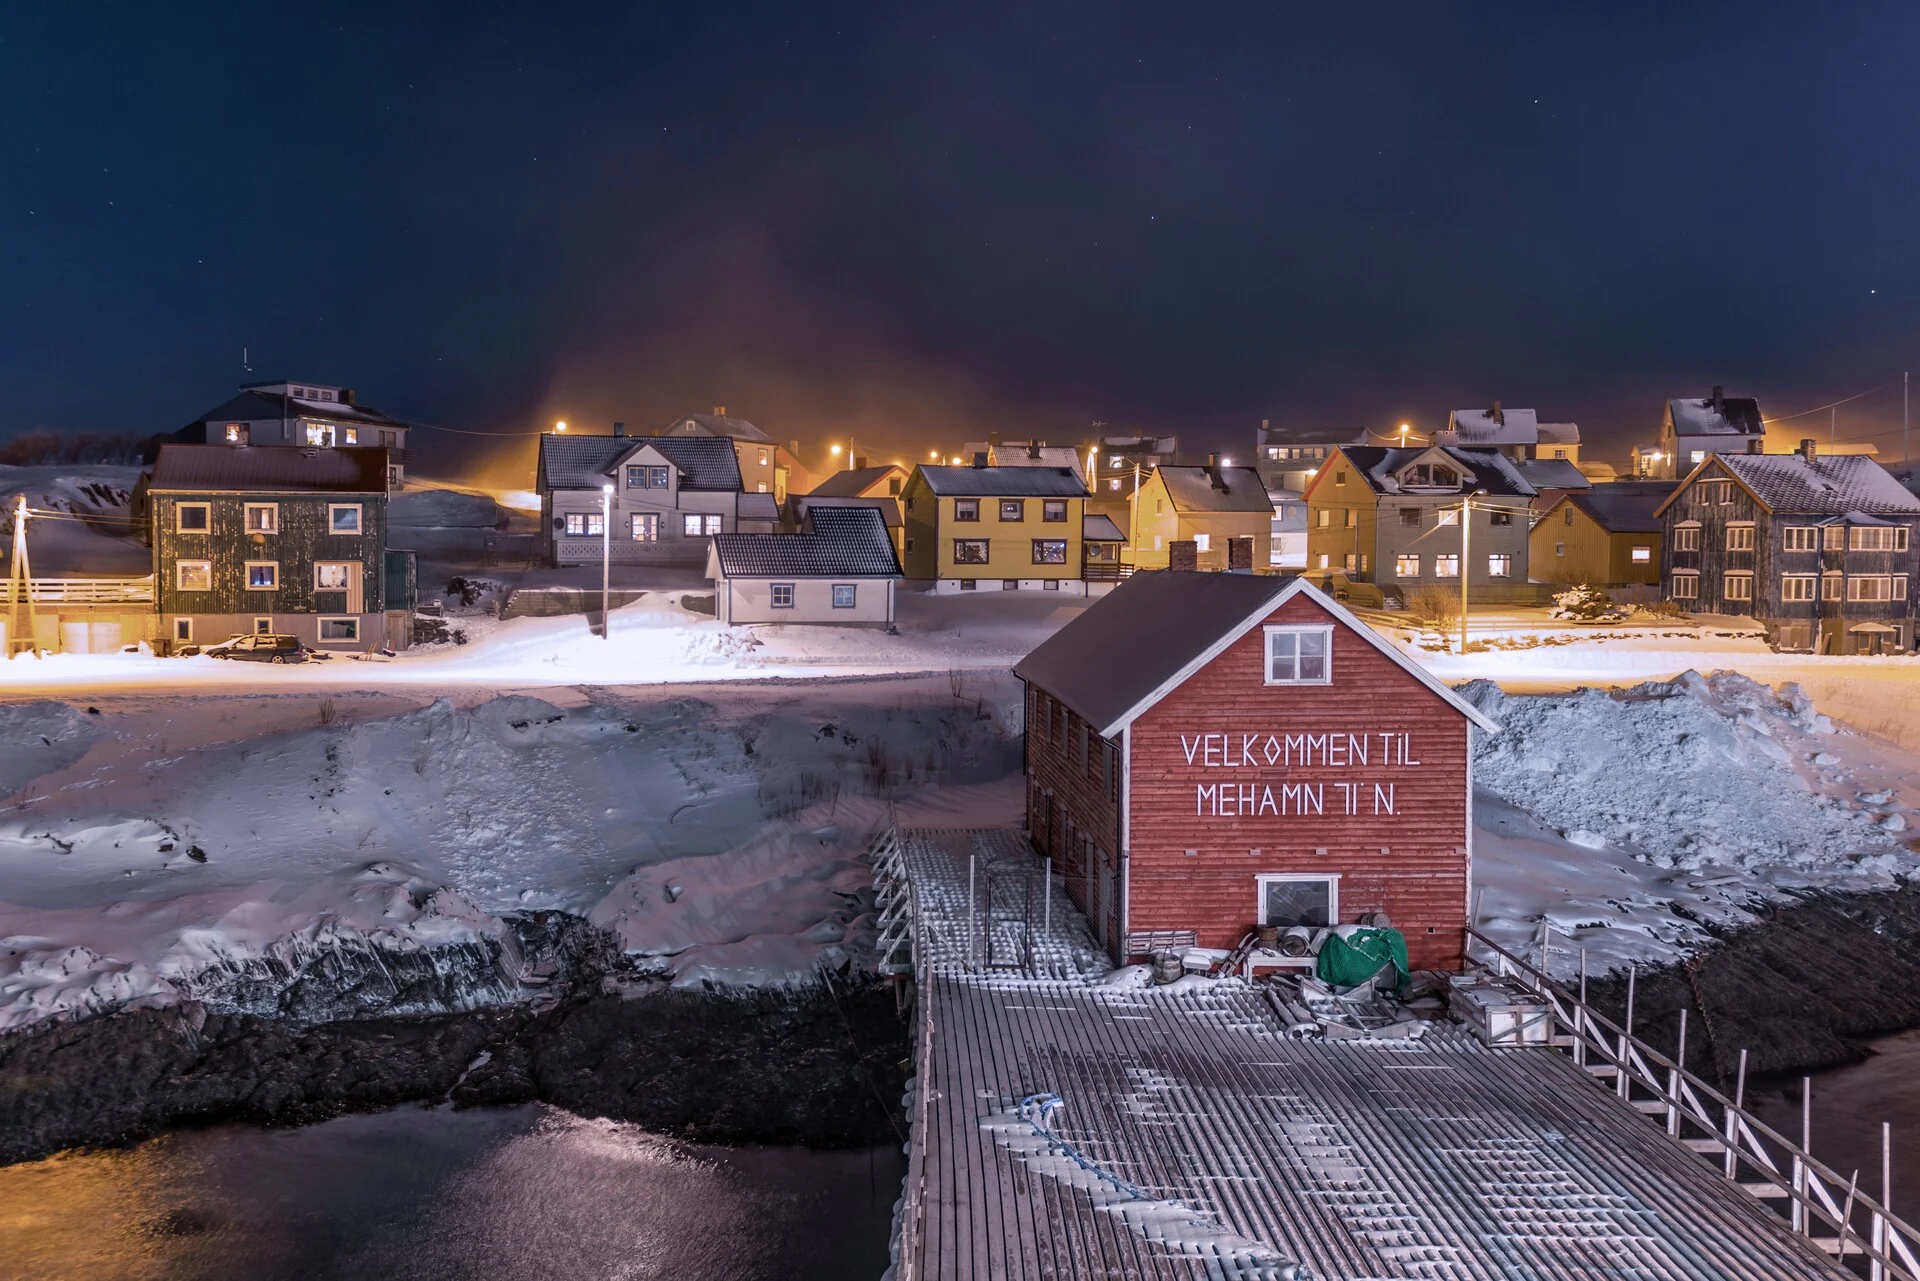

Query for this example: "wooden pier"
[881,828,1869,1280]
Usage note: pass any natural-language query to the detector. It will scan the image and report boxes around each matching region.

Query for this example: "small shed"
[706,505,902,626]
[1014,571,1497,969]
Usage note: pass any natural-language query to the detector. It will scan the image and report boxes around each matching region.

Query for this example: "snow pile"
[1466,671,1898,872]
[0,700,102,794]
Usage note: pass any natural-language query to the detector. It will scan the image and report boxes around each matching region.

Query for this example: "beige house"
[662,409,818,502]
[1129,461,1273,571]
[536,430,778,568]
[706,506,902,626]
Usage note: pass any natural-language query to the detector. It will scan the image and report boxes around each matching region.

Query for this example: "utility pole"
[1905,370,1910,466]
[7,496,34,655]
[600,484,613,640]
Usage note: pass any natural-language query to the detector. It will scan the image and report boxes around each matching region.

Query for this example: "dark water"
[0,1105,903,1281]
[1750,1028,1920,1214]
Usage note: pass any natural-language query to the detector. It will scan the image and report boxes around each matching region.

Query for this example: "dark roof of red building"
[149,443,390,493]
[1014,570,1498,738]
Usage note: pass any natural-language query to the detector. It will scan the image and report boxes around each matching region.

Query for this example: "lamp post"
[1458,488,1486,654]
[555,420,568,434]
[1086,443,1100,479]
[600,483,613,640]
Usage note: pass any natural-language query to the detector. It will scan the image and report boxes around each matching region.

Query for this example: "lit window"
[564,512,603,536]
[319,617,360,641]
[1042,500,1068,522]
[1726,524,1754,551]
[954,499,980,522]
[245,561,279,590]
[176,503,210,533]
[1671,572,1699,599]
[832,584,857,608]
[999,500,1025,521]
[1488,553,1512,578]
[683,513,722,537]
[175,560,212,591]
[1316,509,1330,528]
[315,563,351,589]
[1781,575,1817,602]
[1691,450,1705,465]
[953,538,990,565]
[1437,508,1459,526]
[1194,533,1212,552]
[1108,478,1121,491]
[304,423,336,447]
[1395,553,1420,577]
[342,428,358,445]
[770,583,795,608]
[244,503,278,534]
[329,505,363,534]
[1631,545,1652,563]
[1434,554,1460,578]
[1264,625,1332,685]
[631,513,658,542]
[224,423,248,444]
[1031,539,1068,564]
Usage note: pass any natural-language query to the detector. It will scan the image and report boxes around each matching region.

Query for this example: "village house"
[535,428,779,569]
[806,463,908,501]
[1089,433,1178,526]
[900,462,1095,593]
[175,380,411,487]
[1304,445,1538,602]
[1013,571,1496,967]
[148,443,405,652]
[705,505,902,626]
[1253,422,1356,493]
[661,408,817,502]
[960,436,1089,482]
[785,494,906,563]
[1530,481,1677,588]
[1657,440,1920,653]
[1128,459,1274,572]
[1643,387,1764,479]
[1436,403,1582,465]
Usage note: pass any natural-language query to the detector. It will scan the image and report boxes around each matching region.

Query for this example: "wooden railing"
[1081,560,1133,582]
[1470,926,1920,1279]
[3,576,154,604]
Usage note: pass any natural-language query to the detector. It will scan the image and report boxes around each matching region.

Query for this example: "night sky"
[5,3,1920,475]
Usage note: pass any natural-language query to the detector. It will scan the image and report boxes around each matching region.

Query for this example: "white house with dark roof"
[1436,402,1581,465]
[662,408,817,501]
[1645,387,1766,478]
[1656,439,1920,653]
[705,505,902,625]
[535,428,776,568]
[176,380,412,487]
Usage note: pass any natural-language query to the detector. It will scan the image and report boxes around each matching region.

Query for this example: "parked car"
[200,634,311,663]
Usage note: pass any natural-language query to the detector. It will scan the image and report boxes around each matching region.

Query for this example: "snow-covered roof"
[1154,465,1274,514]
[1444,406,1540,447]
[1668,396,1763,438]
[1513,458,1591,492]
[538,434,743,493]
[708,506,900,579]
[1013,572,1499,738]
[1536,422,1581,447]
[963,442,1087,477]
[1100,434,1178,455]
[916,464,1089,498]
[1328,446,1537,498]
[1713,452,1920,517]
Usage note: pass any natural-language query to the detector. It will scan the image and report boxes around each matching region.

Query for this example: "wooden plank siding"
[1124,592,1471,971]
[1530,500,1661,588]
[153,491,385,618]
[1024,684,1124,955]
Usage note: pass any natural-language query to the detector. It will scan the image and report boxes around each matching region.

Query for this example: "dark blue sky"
[5,3,1919,472]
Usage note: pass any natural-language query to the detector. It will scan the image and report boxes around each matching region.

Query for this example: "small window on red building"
[1264,625,1332,685]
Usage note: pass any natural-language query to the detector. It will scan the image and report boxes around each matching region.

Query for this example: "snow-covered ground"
[0,465,147,576]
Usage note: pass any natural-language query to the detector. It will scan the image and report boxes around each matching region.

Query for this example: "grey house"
[1647,388,1765,478]
[536,430,779,568]
[1305,445,1538,601]
[706,506,903,626]
[176,380,412,486]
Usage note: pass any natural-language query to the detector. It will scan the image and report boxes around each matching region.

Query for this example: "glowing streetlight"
[830,444,843,456]
[929,449,940,461]
[555,420,568,433]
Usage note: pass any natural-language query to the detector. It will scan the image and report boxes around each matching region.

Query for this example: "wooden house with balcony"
[1656,440,1920,653]
[900,461,1097,593]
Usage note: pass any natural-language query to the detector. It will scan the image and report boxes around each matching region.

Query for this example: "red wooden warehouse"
[1013,571,1498,972]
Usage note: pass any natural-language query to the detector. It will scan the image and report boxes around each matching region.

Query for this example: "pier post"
[1619,966,1636,1103]
[1043,857,1052,941]
[1669,1010,1687,1138]
[968,853,978,973]
[1874,1121,1891,1281]
[1794,1077,1811,1236]
[1724,1048,1747,1180]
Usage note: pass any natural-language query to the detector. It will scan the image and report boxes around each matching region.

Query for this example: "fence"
[1470,926,1920,1279]
[3,576,154,604]
[870,825,933,1281]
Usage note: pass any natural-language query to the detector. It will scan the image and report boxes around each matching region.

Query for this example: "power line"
[1761,381,1895,424]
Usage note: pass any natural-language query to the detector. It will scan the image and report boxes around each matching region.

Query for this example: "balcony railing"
[3,576,155,604]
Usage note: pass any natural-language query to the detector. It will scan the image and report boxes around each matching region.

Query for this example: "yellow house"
[901,463,1092,593]
[1129,462,1274,571]
[1530,482,1676,588]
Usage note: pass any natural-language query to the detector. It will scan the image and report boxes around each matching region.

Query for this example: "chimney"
[1800,438,1818,462]
[341,388,356,405]
[713,405,727,418]
[988,431,1002,450]
[1711,385,1724,411]
[1027,440,1041,460]
[972,451,988,468]
[1745,438,1763,455]
[1490,400,1504,425]
[788,439,799,457]
[1207,452,1229,490]
[613,421,626,437]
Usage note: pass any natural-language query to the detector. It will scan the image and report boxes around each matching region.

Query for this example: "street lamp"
[1086,443,1100,478]
[555,421,568,433]
[600,483,613,640]
[1458,488,1487,654]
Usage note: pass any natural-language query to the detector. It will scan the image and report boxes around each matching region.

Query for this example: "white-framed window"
[1264,625,1332,685]
[252,617,273,635]
[565,512,603,537]
[1672,523,1700,552]
[1723,571,1753,601]
[1315,508,1330,528]
[1848,575,1898,602]
[1671,571,1699,599]
[1436,507,1460,527]
[245,561,279,590]
[1691,449,1706,466]
[314,562,352,590]
[387,466,402,489]
[1726,523,1755,551]
[172,617,192,642]
[832,584,857,608]
[1433,554,1460,578]
[1343,509,1357,528]
[626,465,670,489]
[342,428,359,445]
[1824,525,1846,551]
[1823,571,1844,601]
[1554,541,1566,558]
[176,559,212,592]
[682,513,722,537]
[1563,507,1575,527]
[1256,873,1340,929]
[1630,545,1652,563]
[756,482,768,493]
[630,513,658,542]
[243,503,278,534]
[1315,552,1326,568]
[1851,526,1905,552]
[328,504,363,534]
[318,617,360,642]
[1108,477,1122,492]
[1783,526,1818,552]
[176,502,211,533]
[758,448,770,466]
[1395,553,1420,577]
[1781,574,1817,602]
[1900,575,1911,601]
[1194,533,1212,553]
[770,583,795,608]
[305,422,336,447]
[954,538,990,564]
[1487,553,1512,578]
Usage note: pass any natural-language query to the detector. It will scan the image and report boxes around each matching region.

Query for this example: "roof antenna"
[242,346,252,373]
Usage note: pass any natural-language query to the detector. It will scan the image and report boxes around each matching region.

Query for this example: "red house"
[1013,571,1497,972]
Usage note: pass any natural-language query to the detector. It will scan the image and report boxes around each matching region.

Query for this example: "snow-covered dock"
[886,828,1851,1280]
